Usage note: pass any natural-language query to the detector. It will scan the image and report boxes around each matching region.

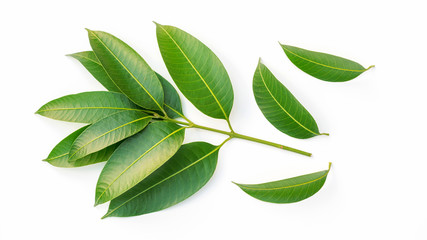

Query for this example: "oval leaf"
[36,91,141,123]
[67,51,121,92]
[95,121,185,205]
[280,44,374,82]
[253,61,326,139]
[155,23,234,120]
[103,141,221,218]
[234,163,331,203]
[156,73,183,119]
[44,126,119,168]
[69,111,151,162]
[87,29,164,111]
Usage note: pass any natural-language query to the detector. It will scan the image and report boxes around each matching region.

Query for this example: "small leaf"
[234,163,331,203]
[69,111,151,162]
[280,44,374,82]
[103,142,221,218]
[67,51,121,92]
[87,29,164,111]
[36,91,142,123]
[155,23,234,120]
[156,73,183,119]
[95,121,185,205]
[253,61,326,139]
[44,126,119,168]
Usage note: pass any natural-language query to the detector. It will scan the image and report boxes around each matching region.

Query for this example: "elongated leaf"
[253,61,325,139]
[67,51,121,92]
[44,126,119,168]
[69,111,151,162]
[103,141,221,218]
[36,91,141,123]
[87,29,164,111]
[234,163,331,203]
[95,121,185,205]
[280,44,374,82]
[155,23,234,120]
[156,73,183,119]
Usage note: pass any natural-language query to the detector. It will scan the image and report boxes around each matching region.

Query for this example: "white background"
[1,0,426,239]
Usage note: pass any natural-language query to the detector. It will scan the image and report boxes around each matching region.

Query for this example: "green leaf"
[68,111,151,162]
[44,126,119,168]
[67,51,121,92]
[87,29,164,111]
[155,23,234,120]
[95,121,185,205]
[156,73,183,119]
[103,141,221,218]
[280,44,374,82]
[234,163,331,203]
[253,61,326,139]
[36,91,142,123]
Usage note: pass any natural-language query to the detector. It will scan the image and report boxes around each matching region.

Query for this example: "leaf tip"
[101,213,110,219]
[328,162,332,170]
[152,21,161,26]
[366,65,375,71]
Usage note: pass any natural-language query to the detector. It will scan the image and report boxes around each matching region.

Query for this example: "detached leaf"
[103,142,220,218]
[280,44,374,82]
[87,29,164,111]
[253,61,325,139]
[67,51,121,92]
[155,23,234,120]
[36,91,141,123]
[95,121,185,205]
[156,73,183,119]
[44,126,119,168]
[234,163,331,203]
[69,111,151,162]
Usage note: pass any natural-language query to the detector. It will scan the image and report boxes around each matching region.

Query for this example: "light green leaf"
[87,29,164,111]
[103,141,221,218]
[253,61,326,139]
[155,23,234,120]
[280,44,374,82]
[44,126,119,168]
[95,121,185,205]
[234,163,331,203]
[156,73,183,119]
[67,51,121,92]
[69,111,151,162]
[36,91,141,123]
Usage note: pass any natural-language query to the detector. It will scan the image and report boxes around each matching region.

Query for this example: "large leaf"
[253,61,326,139]
[95,121,185,205]
[36,91,141,123]
[156,73,183,119]
[280,44,374,82]
[68,111,151,162]
[155,23,234,120]
[234,163,331,203]
[103,142,221,218]
[43,126,119,168]
[87,29,164,111]
[67,51,121,92]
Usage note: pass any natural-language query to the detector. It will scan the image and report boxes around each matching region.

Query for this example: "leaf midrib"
[37,107,142,113]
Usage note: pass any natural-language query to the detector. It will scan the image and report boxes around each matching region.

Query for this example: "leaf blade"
[156,73,183,119]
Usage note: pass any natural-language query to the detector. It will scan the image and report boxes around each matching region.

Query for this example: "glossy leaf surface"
[36,91,141,123]
[69,111,151,162]
[156,23,233,119]
[234,163,331,203]
[95,121,185,205]
[280,44,373,82]
[103,142,220,218]
[156,73,183,119]
[253,62,324,139]
[44,126,119,168]
[68,51,121,92]
[87,30,164,111]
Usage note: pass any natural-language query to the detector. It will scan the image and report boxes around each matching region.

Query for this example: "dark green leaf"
[103,141,221,218]
[156,73,183,119]
[234,163,331,203]
[253,61,326,139]
[87,29,164,111]
[280,44,374,82]
[155,23,233,120]
[36,91,141,123]
[69,111,151,162]
[67,51,121,92]
[95,121,185,205]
